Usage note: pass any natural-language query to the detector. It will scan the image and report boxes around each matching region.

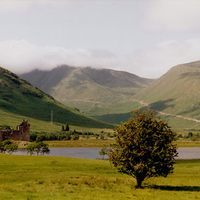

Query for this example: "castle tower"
[18,120,30,141]
[0,120,30,142]
[0,131,3,142]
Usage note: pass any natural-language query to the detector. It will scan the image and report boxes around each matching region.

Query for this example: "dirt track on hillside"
[133,99,200,123]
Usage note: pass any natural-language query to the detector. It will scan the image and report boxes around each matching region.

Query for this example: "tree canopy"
[26,139,50,156]
[108,110,178,188]
[98,147,108,160]
[0,140,18,154]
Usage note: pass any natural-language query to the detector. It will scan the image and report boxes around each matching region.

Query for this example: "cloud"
[0,1,33,13]
[0,40,136,74]
[0,1,81,14]
[134,38,200,78]
[144,1,200,31]
[1,39,200,79]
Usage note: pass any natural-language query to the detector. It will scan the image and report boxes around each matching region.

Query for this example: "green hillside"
[0,67,113,130]
[94,61,200,130]
[20,65,153,116]
[135,61,200,116]
[131,61,200,130]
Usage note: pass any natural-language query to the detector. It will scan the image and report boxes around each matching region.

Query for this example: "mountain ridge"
[0,66,113,130]
[19,60,200,130]
[20,65,154,116]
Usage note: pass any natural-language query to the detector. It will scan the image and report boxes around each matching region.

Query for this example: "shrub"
[72,134,79,140]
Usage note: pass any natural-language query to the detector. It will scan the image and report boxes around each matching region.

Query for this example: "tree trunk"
[136,177,143,188]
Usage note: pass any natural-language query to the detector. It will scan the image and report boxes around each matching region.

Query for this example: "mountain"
[0,67,113,130]
[20,61,200,130]
[20,65,154,117]
[132,61,200,130]
[94,61,200,130]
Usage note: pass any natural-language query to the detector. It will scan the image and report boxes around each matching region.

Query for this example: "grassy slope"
[0,67,113,130]
[0,154,200,200]
[20,65,153,116]
[97,61,200,130]
[136,62,200,114]
[137,62,200,116]
[132,61,200,130]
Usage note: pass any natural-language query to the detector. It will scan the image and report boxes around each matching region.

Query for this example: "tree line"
[30,130,106,142]
[0,138,50,156]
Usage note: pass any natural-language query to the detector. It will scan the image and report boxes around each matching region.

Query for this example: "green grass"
[0,107,114,132]
[45,139,115,148]
[0,154,200,199]
[176,141,200,147]
[0,109,114,133]
[43,139,200,148]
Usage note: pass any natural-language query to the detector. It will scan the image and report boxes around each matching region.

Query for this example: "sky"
[1,0,200,78]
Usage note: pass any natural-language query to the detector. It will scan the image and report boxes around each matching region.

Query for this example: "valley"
[1,60,200,131]
[20,65,153,116]
[20,61,200,131]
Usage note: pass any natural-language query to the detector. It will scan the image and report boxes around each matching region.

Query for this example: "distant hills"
[0,67,113,130]
[20,65,153,116]
[20,61,200,130]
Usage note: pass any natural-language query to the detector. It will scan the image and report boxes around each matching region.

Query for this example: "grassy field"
[0,154,200,200]
[45,139,115,148]
[43,137,200,148]
[44,139,200,148]
[176,141,200,147]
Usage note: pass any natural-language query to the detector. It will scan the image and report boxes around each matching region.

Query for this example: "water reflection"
[13,148,107,159]
[11,147,200,160]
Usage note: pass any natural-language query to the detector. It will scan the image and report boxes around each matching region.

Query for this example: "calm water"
[11,147,200,160]
[13,148,106,159]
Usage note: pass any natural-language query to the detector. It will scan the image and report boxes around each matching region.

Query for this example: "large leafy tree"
[108,110,177,188]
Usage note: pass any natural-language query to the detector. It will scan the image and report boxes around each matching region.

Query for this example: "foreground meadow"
[0,154,200,200]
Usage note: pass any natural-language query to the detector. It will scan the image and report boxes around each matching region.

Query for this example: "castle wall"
[0,131,3,142]
[0,120,30,142]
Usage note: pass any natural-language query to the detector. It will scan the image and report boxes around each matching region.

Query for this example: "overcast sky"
[1,0,200,78]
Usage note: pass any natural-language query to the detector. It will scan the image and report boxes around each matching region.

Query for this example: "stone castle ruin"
[0,120,30,142]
